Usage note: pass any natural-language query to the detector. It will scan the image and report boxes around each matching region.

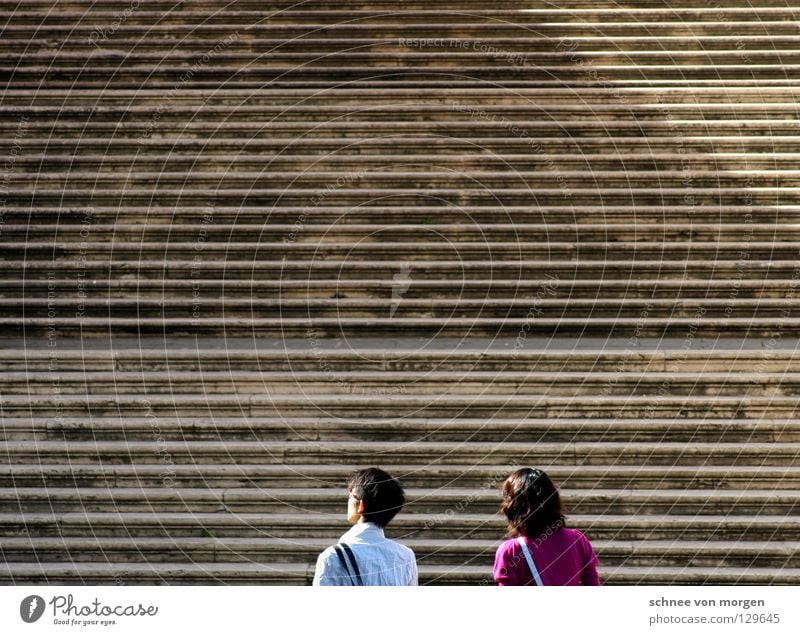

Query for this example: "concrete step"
[10,135,800,155]
[8,78,798,90]
[10,237,799,255]
[7,119,800,136]
[2,278,796,302]
[10,66,800,85]
[3,1,793,10]
[1,204,793,224]
[5,412,797,441]
[2,2,795,10]
[2,187,791,207]
[6,98,800,118]
[1,299,796,325]
[66,366,800,393]
[7,169,800,189]
[9,149,800,174]
[4,487,798,515]
[2,440,797,467]
[7,340,800,373]
[7,140,798,167]
[4,384,794,419]
[4,291,798,308]
[6,369,800,398]
[2,13,799,37]
[10,50,800,67]
[8,258,788,278]
[4,511,798,541]
[5,1,795,9]
[9,152,800,173]
[2,560,797,585]
[0,561,313,585]
[2,536,797,568]
[8,38,800,56]
[4,8,800,28]
[10,87,800,107]
[0,204,769,221]
[1,269,691,290]
[7,316,798,337]
[4,415,793,443]
[9,257,799,281]
[2,391,799,418]
[2,55,799,89]
[0,248,790,271]
[5,464,800,491]
[2,535,489,566]
[594,566,800,585]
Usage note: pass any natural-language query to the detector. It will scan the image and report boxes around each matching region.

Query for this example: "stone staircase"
[1,1,800,584]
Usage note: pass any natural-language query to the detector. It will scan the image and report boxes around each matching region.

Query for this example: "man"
[313,467,418,586]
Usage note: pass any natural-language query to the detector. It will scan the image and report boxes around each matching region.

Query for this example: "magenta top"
[493,527,600,586]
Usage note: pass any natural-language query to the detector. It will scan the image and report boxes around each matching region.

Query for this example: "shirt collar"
[343,522,385,540]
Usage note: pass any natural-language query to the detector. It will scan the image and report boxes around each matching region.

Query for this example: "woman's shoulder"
[557,526,593,544]
[494,537,522,556]
[496,527,592,550]
[555,527,597,557]
[559,526,586,538]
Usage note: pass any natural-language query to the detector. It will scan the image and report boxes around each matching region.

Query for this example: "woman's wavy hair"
[500,468,565,539]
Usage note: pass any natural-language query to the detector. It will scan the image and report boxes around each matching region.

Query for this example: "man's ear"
[357,500,366,514]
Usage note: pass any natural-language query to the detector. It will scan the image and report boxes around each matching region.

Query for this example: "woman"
[493,467,600,585]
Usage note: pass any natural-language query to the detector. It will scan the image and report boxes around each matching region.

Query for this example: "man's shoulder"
[317,544,340,564]
[384,537,416,561]
[317,542,347,564]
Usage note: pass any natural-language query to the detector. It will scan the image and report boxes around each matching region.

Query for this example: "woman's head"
[500,468,565,538]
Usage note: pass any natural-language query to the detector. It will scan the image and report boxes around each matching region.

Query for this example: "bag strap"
[332,545,356,585]
[340,544,364,586]
[333,544,363,586]
[517,537,544,586]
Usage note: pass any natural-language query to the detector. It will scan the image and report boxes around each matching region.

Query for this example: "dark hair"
[500,468,565,539]
[348,467,405,528]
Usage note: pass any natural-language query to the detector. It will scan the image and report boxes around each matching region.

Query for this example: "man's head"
[347,467,405,527]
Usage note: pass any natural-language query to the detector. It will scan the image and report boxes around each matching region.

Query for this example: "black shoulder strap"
[340,544,364,586]
[332,545,354,584]
[332,544,363,586]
